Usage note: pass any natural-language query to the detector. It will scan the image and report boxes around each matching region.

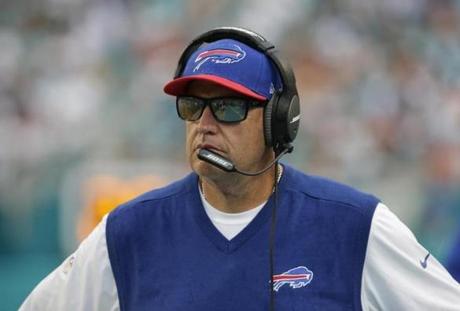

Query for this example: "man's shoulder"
[283,165,380,213]
[109,172,197,217]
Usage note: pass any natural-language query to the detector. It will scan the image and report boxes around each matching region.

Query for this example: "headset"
[173,26,300,156]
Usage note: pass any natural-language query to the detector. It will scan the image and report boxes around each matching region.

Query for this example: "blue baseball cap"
[164,39,282,101]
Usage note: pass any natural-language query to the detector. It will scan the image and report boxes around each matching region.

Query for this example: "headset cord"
[269,163,280,311]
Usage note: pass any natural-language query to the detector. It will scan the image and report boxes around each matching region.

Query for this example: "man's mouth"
[197,144,223,154]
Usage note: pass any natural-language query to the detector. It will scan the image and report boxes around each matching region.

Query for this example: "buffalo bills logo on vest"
[193,45,246,72]
[272,266,313,292]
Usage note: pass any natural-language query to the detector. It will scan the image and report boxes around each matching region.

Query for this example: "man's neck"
[199,166,278,213]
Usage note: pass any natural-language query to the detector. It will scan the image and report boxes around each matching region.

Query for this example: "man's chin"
[193,160,219,175]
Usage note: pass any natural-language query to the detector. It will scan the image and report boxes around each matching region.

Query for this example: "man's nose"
[200,106,218,124]
[197,106,218,133]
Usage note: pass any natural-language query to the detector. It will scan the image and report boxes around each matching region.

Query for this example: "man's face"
[184,80,273,180]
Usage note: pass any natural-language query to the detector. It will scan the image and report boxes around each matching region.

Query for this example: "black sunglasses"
[176,96,265,123]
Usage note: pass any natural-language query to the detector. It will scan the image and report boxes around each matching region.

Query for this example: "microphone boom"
[197,145,293,176]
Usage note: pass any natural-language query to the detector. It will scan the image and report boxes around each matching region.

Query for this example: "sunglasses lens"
[177,96,260,123]
[211,98,247,123]
[177,97,204,121]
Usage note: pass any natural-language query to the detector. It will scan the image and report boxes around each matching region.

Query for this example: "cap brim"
[163,74,267,101]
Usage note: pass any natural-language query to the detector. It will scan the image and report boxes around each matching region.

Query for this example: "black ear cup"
[286,95,300,143]
[267,94,299,153]
[173,27,300,153]
[274,94,300,148]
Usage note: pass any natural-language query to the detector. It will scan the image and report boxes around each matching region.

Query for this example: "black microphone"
[197,145,293,176]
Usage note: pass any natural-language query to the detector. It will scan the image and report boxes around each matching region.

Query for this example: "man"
[21,27,460,310]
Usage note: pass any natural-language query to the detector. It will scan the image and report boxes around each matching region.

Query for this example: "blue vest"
[106,165,379,310]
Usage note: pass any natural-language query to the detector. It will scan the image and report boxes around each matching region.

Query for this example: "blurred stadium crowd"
[1,0,460,308]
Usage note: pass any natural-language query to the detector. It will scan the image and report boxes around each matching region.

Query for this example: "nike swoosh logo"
[420,253,430,269]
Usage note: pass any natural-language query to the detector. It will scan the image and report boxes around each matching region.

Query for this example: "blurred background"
[1,0,460,309]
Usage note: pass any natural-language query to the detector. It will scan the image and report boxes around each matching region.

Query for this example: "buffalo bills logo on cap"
[193,45,246,72]
[272,266,314,292]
